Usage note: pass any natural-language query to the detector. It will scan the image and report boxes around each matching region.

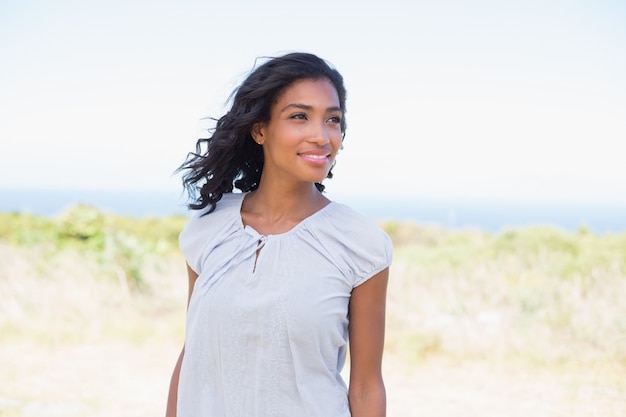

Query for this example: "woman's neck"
[241,183,330,234]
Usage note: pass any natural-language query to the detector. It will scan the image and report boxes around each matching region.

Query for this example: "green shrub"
[0,205,187,290]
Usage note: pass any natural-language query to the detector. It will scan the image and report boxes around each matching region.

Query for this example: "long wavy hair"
[177,52,347,213]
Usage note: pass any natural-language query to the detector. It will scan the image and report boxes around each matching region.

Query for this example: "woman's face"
[252,78,343,188]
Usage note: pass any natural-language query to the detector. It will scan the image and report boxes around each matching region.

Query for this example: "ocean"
[1,188,625,233]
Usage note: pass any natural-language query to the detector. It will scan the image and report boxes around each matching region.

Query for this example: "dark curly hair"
[177,52,347,213]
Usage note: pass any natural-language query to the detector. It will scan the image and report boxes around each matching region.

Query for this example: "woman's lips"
[298,151,330,165]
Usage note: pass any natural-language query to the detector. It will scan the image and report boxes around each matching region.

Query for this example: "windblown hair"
[177,52,347,213]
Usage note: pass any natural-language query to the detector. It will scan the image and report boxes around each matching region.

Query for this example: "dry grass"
[0,242,186,416]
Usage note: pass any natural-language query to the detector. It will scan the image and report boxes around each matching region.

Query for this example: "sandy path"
[1,342,624,417]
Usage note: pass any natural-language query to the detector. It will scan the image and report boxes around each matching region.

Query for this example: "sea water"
[1,188,624,233]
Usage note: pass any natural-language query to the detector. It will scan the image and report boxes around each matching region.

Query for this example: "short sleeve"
[349,223,393,287]
[310,203,393,288]
[178,194,243,274]
[178,208,209,274]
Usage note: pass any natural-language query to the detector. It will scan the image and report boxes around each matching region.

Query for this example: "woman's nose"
[309,122,331,145]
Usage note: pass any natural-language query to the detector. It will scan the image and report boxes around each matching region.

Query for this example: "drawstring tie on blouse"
[197,226,267,294]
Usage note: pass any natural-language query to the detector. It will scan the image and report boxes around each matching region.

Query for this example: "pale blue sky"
[1,0,625,203]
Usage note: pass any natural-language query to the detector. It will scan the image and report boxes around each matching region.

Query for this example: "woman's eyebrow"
[280,103,342,113]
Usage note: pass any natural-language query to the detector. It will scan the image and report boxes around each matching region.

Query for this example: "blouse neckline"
[235,192,335,238]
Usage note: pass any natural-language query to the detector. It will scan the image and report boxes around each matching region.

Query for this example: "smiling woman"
[250,78,343,195]
[167,52,392,417]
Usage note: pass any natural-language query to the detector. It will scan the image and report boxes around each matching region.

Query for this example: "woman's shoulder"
[187,192,244,218]
[312,201,392,255]
[181,192,245,230]
[178,193,244,264]
[311,201,392,286]
[326,201,389,238]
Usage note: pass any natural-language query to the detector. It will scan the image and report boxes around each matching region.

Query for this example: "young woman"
[166,52,392,417]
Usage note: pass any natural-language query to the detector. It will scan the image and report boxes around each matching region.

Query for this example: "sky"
[1,0,625,204]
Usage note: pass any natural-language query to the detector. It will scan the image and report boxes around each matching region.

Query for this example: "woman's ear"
[251,122,264,145]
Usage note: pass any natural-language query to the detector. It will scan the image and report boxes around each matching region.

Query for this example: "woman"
[166,52,392,417]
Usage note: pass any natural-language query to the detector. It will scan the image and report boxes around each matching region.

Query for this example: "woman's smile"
[298,149,332,165]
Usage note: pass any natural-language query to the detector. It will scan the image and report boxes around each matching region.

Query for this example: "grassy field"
[1,206,625,416]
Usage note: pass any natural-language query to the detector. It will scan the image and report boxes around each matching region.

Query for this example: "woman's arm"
[348,267,389,417]
[165,347,185,417]
[165,264,199,417]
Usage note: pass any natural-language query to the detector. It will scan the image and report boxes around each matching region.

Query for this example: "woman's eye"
[290,113,307,120]
[328,116,342,124]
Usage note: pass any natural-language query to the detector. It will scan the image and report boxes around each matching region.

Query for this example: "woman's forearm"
[165,347,185,417]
